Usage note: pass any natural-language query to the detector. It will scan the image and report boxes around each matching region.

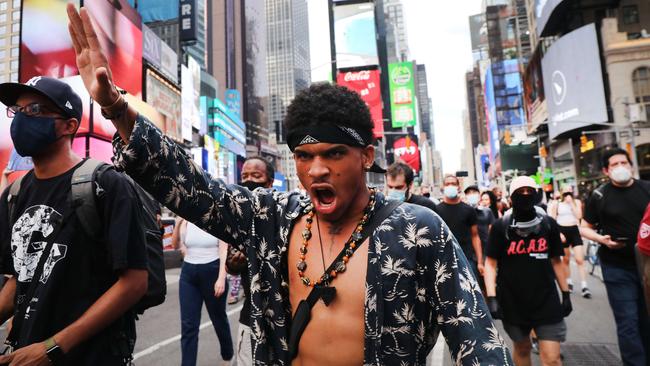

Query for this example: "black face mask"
[10,112,61,157]
[511,193,536,221]
[240,180,267,191]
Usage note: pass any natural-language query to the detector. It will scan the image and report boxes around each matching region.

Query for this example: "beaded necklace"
[296,188,376,289]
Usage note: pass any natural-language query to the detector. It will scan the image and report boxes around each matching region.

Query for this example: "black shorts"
[559,225,583,248]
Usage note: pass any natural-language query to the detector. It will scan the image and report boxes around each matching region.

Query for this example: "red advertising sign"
[337,69,384,138]
[393,136,420,173]
[20,0,143,98]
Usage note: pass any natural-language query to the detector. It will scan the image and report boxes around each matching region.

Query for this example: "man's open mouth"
[311,185,338,214]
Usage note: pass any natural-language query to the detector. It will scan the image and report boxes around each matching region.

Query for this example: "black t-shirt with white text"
[0,162,148,365]
[583,180,650,268]
[486,217,564,326]
[434,202,478,261]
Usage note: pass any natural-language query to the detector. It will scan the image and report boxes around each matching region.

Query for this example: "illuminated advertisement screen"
[21,1,143,98]
[542,23,607,139]
[484,66,499,164]
[336,69,384,138]
[389,135,420,173]
[333,2,378,69]
[20,0,80,81]
[388,62,417,128]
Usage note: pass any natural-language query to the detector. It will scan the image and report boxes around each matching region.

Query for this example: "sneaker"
[568,283,573,293]
[582,287,592,299]
[531,337,539,354]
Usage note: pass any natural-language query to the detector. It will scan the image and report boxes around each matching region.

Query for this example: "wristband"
[44,337,64,364]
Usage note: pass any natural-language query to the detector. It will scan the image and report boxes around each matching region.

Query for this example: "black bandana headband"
[286,125,385,173]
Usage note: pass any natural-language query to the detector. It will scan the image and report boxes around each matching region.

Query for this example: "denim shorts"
[502,319,567,343]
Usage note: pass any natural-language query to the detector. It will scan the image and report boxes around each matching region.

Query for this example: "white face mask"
[466,194,480,207]
[443,186,458,199]
[610,166,633,184]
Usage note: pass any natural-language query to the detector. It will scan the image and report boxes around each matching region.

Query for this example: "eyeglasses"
[7,103,67,119]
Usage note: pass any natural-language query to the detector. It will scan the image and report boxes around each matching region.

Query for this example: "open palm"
[66,3,119,107]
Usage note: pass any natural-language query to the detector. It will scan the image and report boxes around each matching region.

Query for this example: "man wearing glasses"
[0,76,149,365]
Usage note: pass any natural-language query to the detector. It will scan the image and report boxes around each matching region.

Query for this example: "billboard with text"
[333,1,378,69]
[388,62,417,128]
[337,69,384,138]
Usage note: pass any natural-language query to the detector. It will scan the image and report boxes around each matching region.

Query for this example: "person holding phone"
[581,148,650,365]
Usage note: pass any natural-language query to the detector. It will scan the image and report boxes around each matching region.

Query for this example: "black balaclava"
[511,191,537,222]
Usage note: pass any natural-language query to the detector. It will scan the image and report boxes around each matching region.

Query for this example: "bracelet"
[101,99,128,120]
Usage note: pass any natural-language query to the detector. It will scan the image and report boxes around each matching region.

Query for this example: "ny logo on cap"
[26,76,42,87]
[65,101,73,110]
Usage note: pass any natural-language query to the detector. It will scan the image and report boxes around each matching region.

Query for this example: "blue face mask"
[443,186,459,199]
[10,112,59,157]
[387,189,407,202]
[466,193,480,207]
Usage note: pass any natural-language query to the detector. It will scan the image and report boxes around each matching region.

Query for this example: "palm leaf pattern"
[111,116,513,365]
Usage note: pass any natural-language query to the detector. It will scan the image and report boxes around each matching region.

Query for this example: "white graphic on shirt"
[11,205,68,284]
[641,222,650,240]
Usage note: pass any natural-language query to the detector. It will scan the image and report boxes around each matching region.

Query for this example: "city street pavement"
[432,260,622,365]
[0,261,624,365]
[133,268,243,365]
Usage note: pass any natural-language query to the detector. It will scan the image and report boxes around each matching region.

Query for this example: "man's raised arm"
[66,4,259,249]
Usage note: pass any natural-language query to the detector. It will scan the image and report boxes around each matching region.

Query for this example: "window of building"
[0,50,5,59]
[0,26,6,35]
[0,14,6,23]
[12,0,19,7]
[0,38,5,47]
[633,67,650,121]
[10,59,17,70]
[0,2,7,11]
[11,10,19,21]
[10,71,17,82]
[622,5,640,25]
[10,47,17,57]
[10,34,17,45]
[11,22,18,33]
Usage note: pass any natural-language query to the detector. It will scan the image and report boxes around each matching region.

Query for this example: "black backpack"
[7,158,166,315]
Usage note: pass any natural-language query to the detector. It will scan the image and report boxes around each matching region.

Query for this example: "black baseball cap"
[464,185,480,194]
[0,76,83,121]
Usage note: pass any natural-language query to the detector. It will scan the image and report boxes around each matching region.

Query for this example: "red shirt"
[637,202,650,256]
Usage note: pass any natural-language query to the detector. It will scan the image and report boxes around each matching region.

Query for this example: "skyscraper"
[384,0,409,62]
[266,0,310,144]
[0,0,21,83]
[415,64,433,147]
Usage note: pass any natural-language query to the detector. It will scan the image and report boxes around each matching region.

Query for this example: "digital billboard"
[146,70,182,140]
[542,23,608,140]
[21,1,143,98]
[469,14,488,52]
[535,0,564,36]
[337,69,384,138]
[20,0,80,81]
[388,62,417,128]
[484,65,500,164]
[333,2,379,69]
[181,65,194,142]
[392,136,420,173]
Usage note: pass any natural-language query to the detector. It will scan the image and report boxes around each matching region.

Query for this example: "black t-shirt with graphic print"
[0,161,148,365]
[486,216,564,326]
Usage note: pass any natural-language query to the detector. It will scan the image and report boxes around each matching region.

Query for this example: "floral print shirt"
[112,116,512,365]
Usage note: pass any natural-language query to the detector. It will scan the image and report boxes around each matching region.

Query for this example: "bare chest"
[287,216,368,365]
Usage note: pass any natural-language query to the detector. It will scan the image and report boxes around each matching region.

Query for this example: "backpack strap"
[6,172,29,227]
[71,159,111,240]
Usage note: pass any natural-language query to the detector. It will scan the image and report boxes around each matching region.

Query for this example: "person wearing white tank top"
[548,186,591,298]
[172,218,233,365]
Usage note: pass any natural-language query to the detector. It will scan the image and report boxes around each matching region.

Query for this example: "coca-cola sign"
[344,71,370,82]
[337,69,384,138]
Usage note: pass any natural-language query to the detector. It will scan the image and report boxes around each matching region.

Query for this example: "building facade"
[0,0,20,83]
